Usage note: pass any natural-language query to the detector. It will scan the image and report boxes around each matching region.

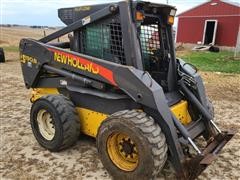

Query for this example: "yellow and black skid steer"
[19,1,234,179]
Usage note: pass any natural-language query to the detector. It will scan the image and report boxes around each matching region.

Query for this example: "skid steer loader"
[19,1,234,179]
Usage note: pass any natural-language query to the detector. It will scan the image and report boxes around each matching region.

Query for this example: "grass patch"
[2,45,239,73]
[177,51,240,73]
[3,46,19,52]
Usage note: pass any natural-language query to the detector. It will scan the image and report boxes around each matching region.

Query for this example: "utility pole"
[166,0,169,4]
[234,26,240,59]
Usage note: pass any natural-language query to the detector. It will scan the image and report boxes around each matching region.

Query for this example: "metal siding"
[177,0,240,46]
[215,16,239,46]
[177,16,239,46]
[177,18,204,44]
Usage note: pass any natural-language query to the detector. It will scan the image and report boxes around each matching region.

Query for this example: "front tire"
[96,110,168,180]
[30,95,80,151]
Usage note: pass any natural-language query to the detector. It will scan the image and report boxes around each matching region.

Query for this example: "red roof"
[177,0,240,17]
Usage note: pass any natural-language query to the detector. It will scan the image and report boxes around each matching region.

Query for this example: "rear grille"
[81,20,126,65]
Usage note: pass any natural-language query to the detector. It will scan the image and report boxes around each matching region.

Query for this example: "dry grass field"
[0,27,63,46]
[0,27,240,179]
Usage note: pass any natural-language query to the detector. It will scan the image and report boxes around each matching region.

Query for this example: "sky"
[0,0,238,26]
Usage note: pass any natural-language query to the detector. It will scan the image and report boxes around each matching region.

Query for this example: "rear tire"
[96,110,168,180]
[30,95,80,151]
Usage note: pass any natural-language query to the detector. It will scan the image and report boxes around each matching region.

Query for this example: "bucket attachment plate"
[182,131,235,180]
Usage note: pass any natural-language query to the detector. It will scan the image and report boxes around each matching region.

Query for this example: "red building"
[176,0,240,47]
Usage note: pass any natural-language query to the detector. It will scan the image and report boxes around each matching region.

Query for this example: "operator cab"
[58,1,177,92]
[135,2,177,91]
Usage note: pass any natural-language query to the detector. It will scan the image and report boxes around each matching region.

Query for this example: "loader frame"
[19,1,234,179]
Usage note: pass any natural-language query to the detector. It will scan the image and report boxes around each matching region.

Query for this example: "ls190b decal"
[48,48,117,86]
[20,53,37,64]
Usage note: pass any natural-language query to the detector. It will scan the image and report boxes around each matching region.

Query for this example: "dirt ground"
[0,28,240,180]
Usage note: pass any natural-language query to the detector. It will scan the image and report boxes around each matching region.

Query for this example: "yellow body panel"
[31,88,192,137]
[30,88,59,102]
[170,101,192,125]
[76,107,108,137]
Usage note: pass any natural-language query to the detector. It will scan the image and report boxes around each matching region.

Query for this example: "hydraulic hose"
[179,80,212,121]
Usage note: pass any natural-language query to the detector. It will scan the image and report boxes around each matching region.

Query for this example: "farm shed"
[176,0,240,48]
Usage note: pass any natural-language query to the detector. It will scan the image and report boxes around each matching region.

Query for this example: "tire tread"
[34,94,80,151]
[100,110,168,178]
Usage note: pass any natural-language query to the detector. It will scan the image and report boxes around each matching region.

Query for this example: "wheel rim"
[37,109,55,141]
[107,132,139,171]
